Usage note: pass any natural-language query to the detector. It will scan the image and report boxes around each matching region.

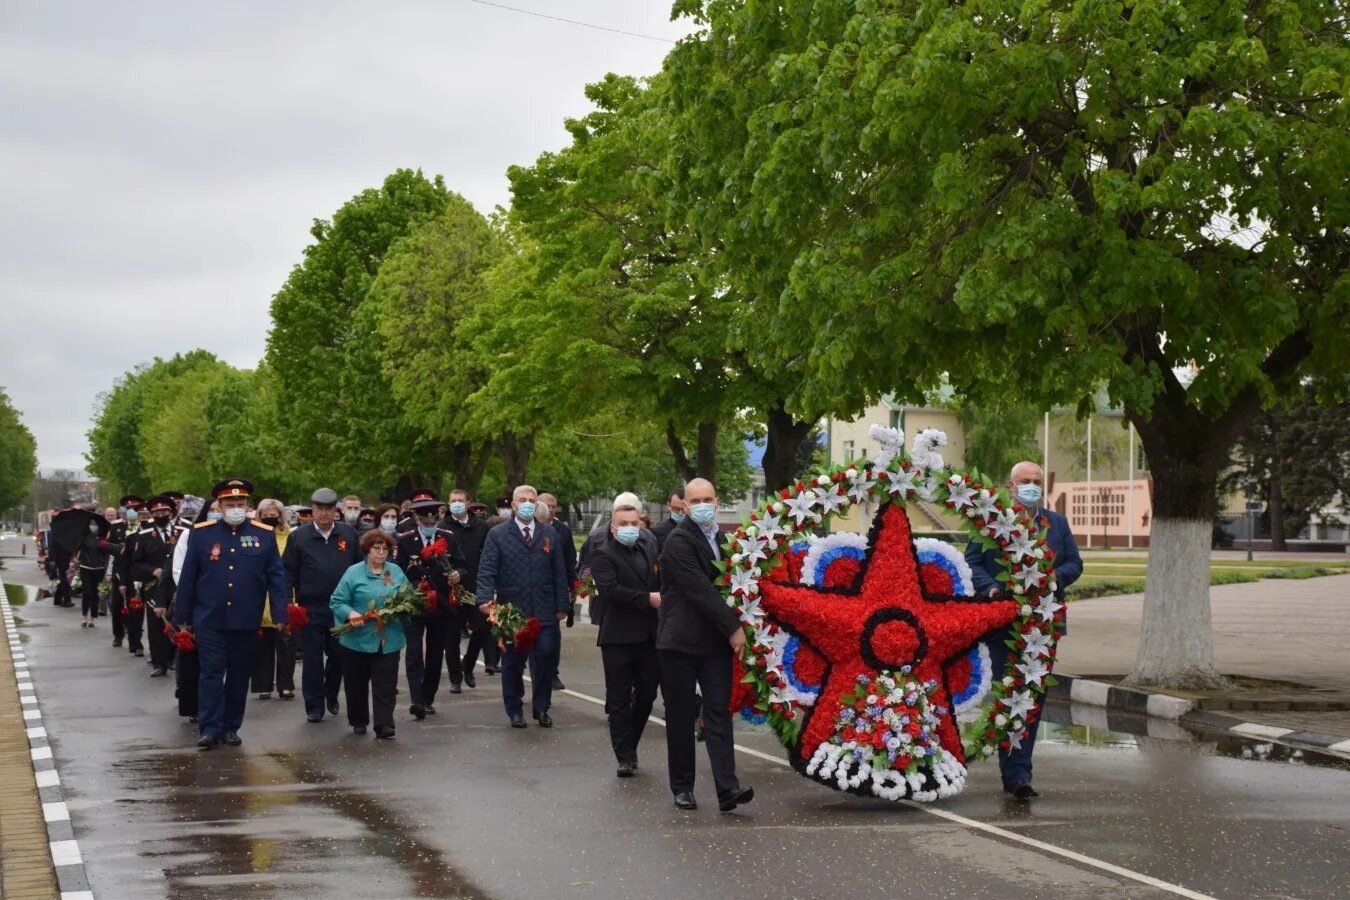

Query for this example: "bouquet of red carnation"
[126,596,145,613]
[572,570,596,601]
[166,625,196,653]
[418,578,438,611]
[487,602,541,654]
[331,582,433,645]
[287,603,308,627]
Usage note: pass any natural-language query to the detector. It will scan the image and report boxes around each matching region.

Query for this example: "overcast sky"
[0,1,693,470]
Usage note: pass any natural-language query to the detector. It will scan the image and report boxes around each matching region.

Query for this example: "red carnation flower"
[287,603,309,627]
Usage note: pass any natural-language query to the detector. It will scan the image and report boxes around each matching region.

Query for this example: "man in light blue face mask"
[963,460,1083,801]
[650,488,688,553]
[475,484,570,729]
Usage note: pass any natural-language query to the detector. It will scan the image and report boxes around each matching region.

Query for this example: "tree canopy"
[0,388,38,514]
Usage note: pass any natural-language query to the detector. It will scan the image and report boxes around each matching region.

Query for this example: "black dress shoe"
[673,792,697,810]
[221,731,242,746]
[306,713,323,723]
[533,710,553,728]
[718,786,754,812]
[353,725,367,735]
[133,649,144,657]
[424,704,437,715]
[410,704,426,720]
[1010,782,1040,800]
[485,665,499,675]
[197,735,219,751]
[326,698,340,716]
[448,683,462,695]
[374,726,395,740]
[617,761,636,778]
[552,674,565,690]
[150,666,167,677]
[112,638,122,648]
[509,714,527,728]
[463,670,476,688]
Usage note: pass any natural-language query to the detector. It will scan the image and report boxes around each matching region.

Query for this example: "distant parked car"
[0,531,19,540]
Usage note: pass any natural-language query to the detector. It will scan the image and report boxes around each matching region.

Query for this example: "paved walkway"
[0,587,59,899]
[1059,574,1350,733]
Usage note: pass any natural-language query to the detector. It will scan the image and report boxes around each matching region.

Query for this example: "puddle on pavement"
[1041,702,1350,771]
[116,748,490,899]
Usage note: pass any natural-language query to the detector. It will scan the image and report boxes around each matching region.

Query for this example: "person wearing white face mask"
[341,495,363,528]
[440,489,500,677]
[590,499,662,778]
[963,460,1083,800]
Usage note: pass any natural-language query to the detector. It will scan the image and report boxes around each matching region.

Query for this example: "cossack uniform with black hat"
[173,477,291,749]
[397,490,471,717]
[114,495,149,650]
[131,495,183,676]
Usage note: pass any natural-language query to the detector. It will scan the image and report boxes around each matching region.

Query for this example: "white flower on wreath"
[846,468,876,503]
[816,482,848,516]
[869,424,905,470]
[885,466,920,497]
[728,567,758,597]
[946,476,976,511]
[985,506,1019,542]
[915,474,943,503]
[911,428,947,472]
[970,488,998,519]
[755,511,788,542]
[741,533,771,567]
[1033,594,1064,622]
[1004,689,1038,721]
[1016,656,1050,686]
[784,490,819,526]
[1012,564,1045,591]
[1023,629,1053,660]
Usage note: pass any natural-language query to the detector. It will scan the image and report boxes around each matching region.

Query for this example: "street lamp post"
[1245,477,1260,562]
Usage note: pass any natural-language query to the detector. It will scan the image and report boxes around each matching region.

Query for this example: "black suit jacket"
[591,538,659,646]
[656,517,739,655]
[395,528,470,619]
[650,517,678,551]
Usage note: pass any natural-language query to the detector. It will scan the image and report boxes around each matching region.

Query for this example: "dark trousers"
[659,647,739,796]
[195,629,255,738]
[499,623,560,717]
[429,610,464,699]
[343,646,400,731]
[453,604,496,674]
[176,648,200,717]
[54,573,73,607]
[108,579,125,640]
[300,621,343,717]
[251,627,296,693]
[985,626,1042,789]
[79,568,102,616]
[404,615,452,706]
[147,608,174,668]
[602,640,661,764]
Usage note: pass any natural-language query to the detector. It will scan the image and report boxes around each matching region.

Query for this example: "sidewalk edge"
[1,574,96,900]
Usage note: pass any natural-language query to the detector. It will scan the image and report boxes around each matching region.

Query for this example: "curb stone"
[1,574,96,900]
[1049,674,1350,760]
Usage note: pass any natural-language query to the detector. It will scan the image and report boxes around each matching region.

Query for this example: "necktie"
[523,526,532,546]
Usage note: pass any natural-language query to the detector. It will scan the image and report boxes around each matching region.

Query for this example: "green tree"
[86,350,227,498]
[1225,379,1350,549]
[367,194,500,497]
[0,388,38,514]
[137,357,236,492]
[666,0,1350,688]
[956,401,1043,484]
[264,169,454,490]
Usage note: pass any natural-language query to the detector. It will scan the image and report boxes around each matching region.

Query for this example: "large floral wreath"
[721,425,1063,802]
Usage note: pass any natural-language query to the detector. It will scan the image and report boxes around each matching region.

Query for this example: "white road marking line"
[35,769,60,787]
[540,676,1217,899]
[43,801,70,822]
[32,746,54,761]
[49,839,82,866]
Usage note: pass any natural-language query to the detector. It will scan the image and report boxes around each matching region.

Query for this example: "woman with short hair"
[330,528,408,739]
[251,498,297,700]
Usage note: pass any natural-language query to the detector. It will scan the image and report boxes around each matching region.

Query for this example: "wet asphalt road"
[4,554,1349,900]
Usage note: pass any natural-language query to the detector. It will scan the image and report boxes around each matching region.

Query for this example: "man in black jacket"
[648,488,687,552]
[657,478,753,813]
[441,488,499,677]
[130,495,179,677]
[398,489,470,718]
[282,488,361,723]
[591,499,661,778]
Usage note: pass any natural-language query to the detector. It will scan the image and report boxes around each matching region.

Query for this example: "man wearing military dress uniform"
[396,490,470,719]
[174,478,290,750]
[116,496,149,657]
[130,495,180,677]
[107,496,142,647]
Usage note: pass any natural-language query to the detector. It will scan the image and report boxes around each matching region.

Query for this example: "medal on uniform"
[210,543,221,561]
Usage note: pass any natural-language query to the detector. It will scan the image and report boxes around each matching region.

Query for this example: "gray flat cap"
[310,487,339,506]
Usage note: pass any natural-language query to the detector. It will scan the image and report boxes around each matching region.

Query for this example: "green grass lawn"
[1066,558,1349,601]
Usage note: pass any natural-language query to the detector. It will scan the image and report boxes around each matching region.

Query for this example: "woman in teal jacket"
[330,529,408,738]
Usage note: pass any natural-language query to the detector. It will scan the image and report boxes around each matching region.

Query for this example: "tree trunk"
[499,430,535,489]
[666,421,694,482]
[1123,403,1231,691]
[761,404,815,491]
[1268,469,1286,551]
[695,421,718,481]
[451,439,494,500]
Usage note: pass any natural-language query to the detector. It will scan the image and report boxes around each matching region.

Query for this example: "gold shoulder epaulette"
[194,520,216,529]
